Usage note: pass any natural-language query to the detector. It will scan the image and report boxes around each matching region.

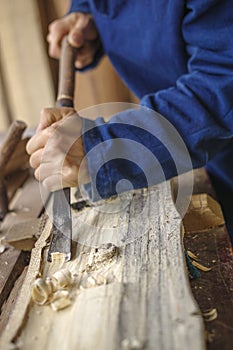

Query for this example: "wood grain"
[1,182,205,350]
[0,175,48,334]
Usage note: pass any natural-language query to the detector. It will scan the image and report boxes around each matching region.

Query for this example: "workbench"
[0,136,232,349]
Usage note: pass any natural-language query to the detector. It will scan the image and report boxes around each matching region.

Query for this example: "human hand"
[47,12,101,69]
[26,108,89,191]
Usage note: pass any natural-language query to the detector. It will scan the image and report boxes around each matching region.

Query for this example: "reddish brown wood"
[0,121,27,220]
[56,37,78,106]
[184,221,233,350]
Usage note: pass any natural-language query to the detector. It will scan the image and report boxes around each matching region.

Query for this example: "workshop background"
[0,0,138,132]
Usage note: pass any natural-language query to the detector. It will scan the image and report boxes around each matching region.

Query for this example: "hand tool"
[47,37,78,262]
[0,120,27,221]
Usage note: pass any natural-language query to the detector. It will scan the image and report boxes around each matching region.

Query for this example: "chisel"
[47,37,78,262]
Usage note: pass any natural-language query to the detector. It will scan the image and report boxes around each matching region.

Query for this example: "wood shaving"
[121,338,144,349]
[32,268,73,309]
[191,260,212,272]
[202,308,218,322]
[52,269,72,289]
[0,236,6,254]
[187,250,199,261]
[50,290,71,311]
[31,278,53,305]
[79,272,107,289]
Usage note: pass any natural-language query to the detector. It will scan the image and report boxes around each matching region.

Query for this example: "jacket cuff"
[67,0,90,14]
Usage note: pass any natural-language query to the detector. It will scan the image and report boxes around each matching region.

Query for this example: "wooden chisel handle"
[56,36,78,109]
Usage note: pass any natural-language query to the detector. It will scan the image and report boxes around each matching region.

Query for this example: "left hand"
[26,108,89,191]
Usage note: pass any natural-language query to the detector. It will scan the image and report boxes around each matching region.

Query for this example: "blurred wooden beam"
[0,0,54,130]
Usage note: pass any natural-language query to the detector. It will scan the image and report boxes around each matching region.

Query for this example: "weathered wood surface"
[0,266,28,336]
[0,182,205,350]
[0,175,48,327]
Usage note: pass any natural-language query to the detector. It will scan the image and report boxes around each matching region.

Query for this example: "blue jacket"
[68,1,233,203]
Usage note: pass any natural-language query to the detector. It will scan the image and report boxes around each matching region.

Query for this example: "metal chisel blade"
[47,188,72,262]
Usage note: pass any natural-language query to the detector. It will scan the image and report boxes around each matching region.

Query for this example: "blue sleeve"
[67,0,105,71]
[81,107,194,201]
[81,0,233,201]
[141,0,233,162]
[68,0,90,14]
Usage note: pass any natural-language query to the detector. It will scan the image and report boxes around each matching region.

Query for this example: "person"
[26,0,233,244]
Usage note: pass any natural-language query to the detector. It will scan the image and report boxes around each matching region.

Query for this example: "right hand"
[26,108,89,191]
[47,12,101,69]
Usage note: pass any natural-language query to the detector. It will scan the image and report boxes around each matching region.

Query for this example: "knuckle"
[29,157,35,169]
[40,107,49,116]
[48,19,60,33]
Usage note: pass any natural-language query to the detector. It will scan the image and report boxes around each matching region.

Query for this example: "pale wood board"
[0,51,12,131]
[0,182,205,350]
[0,0,54,131]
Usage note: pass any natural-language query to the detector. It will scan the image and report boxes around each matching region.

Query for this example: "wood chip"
[191,260,212,272]
[0,236,6,254]
[50,290,71,311]
[187,250,199,261]
[202,308,218,322]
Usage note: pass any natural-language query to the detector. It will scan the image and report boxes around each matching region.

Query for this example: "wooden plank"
[0,182,205,350]
[0,175,48,325]
[0,218,52,348]
[0,0,54,129]
[0,267,28,336]
[1,176,46,232]
[0,249,29,311]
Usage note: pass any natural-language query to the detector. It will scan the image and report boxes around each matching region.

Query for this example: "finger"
[26,128,54,155]
[74,41,100,68]
[47,18,70,58]
[68,15,98,48]
[42,175,63,192]
[37,107,76,131]
[36,164,79,191]
[29,148,44,169]
[34,160,62,182]
[75,56,95,69]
